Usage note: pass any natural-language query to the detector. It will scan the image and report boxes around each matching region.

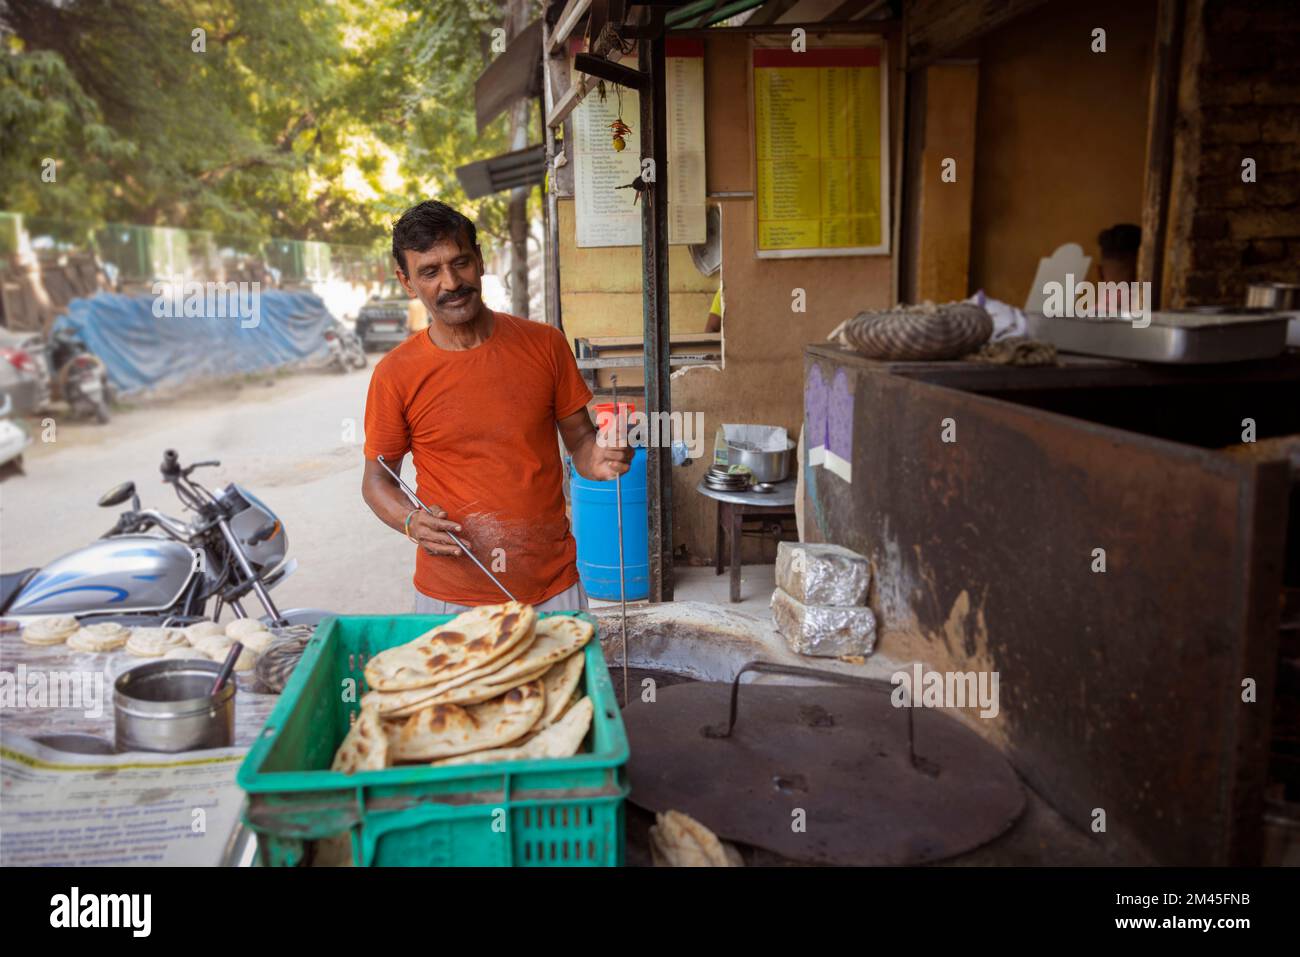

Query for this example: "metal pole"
[540,16,565,332]
[639,25,673,602]
[612,375,628,706]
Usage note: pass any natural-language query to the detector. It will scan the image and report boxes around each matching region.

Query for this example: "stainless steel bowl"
[114,659,235,753]
[727,440,795,483]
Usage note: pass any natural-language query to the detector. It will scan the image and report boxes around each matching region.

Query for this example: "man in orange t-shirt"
[362,200,631,612]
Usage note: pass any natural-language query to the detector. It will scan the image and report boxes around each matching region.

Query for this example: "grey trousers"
[413,581,589,615]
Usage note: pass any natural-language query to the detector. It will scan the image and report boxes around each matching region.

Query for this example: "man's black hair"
[391,200,479,274]
[1098,223,1141,258]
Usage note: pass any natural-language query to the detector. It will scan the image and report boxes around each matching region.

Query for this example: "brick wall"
[1164,0,1300,307]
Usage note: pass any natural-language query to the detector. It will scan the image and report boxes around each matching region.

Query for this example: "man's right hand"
[408,507,465,556]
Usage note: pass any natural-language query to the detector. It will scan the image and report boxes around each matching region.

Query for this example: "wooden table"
[696,478,797,602]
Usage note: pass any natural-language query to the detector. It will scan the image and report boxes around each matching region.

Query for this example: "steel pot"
[727,440,795,483]
[114,659,235,753]
[1245,282,1300,311]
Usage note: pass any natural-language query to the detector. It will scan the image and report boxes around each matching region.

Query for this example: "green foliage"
[0,0,534,253]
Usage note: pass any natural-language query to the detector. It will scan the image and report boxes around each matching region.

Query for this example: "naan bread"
[375,661,552,717]
[365,617,590,716]
[21,615,79,646]
[649,810,742,867]
[364,602,536,692]
[430,696,594,768]
[332,708,389,773]
[535,652,586,731]
[162,647,204,660]
[369,623,538,702]
[66,622,130,652]
[386,680,545,762]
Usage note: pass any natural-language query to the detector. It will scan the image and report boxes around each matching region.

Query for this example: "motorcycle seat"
[0,568,39,616]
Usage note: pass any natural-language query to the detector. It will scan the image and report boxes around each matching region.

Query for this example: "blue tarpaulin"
[52,289,334,395]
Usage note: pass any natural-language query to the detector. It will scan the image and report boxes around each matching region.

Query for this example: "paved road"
[0,364,421,618]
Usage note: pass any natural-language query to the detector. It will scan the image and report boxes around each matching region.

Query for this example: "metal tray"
[1025,310,1291,364]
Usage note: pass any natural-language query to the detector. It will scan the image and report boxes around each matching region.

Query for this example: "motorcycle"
[324,320,367,373]
[30,327,114,424]
[0,449,330,631]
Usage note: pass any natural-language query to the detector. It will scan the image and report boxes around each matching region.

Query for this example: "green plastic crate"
[237,612,628,867]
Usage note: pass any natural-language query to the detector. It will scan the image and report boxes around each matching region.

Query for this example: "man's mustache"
[437,286,478,305]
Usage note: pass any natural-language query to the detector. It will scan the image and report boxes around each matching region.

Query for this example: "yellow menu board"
[754,45,888,256]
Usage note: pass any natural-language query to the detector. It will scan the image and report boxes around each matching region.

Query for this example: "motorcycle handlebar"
[161,449,180,479]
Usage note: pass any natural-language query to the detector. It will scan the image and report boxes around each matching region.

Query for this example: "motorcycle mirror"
[98,481,136,508]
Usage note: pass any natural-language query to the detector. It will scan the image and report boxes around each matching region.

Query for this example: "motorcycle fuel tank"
[9,536,199,617]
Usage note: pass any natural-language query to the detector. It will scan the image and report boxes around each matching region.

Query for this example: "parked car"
[355,279,428,352]
[0,326,42,418]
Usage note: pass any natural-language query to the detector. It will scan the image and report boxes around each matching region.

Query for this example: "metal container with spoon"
[114,659,235,753]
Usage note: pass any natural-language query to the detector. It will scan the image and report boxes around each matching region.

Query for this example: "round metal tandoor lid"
[624,680,1025,865]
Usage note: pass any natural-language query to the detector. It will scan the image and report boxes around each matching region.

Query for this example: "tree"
[0,0,531,255]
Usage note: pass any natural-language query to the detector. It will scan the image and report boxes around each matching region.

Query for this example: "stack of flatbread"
[330,602,595,773]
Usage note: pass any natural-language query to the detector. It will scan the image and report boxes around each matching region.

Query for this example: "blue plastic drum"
[569,447,650,601]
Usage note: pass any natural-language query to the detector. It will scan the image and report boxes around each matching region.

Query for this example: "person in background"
[1096,223,1141,316]
[704,283,723,334]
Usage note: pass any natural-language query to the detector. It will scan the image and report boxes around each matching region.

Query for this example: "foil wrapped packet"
[771,587,877,658]
[775,542,871,606]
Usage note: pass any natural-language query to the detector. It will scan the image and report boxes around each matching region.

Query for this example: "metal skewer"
[375,453,516,602]
[611,376,629,706]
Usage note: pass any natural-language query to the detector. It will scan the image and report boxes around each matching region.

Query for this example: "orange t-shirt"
[363,312,592,605]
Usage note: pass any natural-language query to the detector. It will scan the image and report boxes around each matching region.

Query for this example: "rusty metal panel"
[802,345,1289,864]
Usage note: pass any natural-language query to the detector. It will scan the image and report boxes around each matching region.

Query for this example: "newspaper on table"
[0,730,247,866]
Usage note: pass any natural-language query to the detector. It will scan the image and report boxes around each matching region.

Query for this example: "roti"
[385,680,545,762]
[331,708,389,773]
[364,602,536,692]
[430,696,594,768]
[66,622,130,652]
[184,621,226,643]
[21,616,80,646]
[236,629,274,654]
[125,627,190,657]
[226,618,267,641]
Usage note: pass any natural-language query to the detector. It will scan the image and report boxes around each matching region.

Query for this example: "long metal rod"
[611,375,629,705]
[375,454,516,602]
[640,27,674,602]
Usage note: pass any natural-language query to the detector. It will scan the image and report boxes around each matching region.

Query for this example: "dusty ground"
[0,363,420,618]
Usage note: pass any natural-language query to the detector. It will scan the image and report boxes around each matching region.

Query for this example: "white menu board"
[573,40,706,248]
